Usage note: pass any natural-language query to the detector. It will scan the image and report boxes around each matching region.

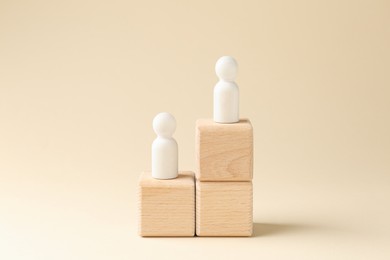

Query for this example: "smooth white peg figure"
[152,112,178,179]
[213,56,239,123]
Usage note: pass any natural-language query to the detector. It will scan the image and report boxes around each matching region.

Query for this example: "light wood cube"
[138,171,195,237]
[196,118,253,181]
[196,180,253,236]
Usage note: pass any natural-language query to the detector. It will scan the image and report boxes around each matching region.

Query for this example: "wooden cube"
[138,171,195,237]
[196,118,253,181]
[196,180,253,236]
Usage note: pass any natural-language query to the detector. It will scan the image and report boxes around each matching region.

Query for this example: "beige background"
[1,0,390,259]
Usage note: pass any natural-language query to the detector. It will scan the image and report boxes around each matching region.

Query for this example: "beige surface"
[0,0,390,259]
[139,171,195,237]
[196,119,253,181]
[196,180,253,236]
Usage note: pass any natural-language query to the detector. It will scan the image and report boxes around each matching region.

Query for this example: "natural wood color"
[196,180,253,236]
[138,171,195,237]
[196,118,253,181]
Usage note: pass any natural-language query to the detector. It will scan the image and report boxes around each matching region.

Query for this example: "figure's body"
[213,56,239,123]
[152,112,178,179]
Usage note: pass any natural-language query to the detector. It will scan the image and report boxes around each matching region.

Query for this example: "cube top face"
[139,171,194,188]
[196,180,253,237]
[138,171,195,237]
[196,118,253,181]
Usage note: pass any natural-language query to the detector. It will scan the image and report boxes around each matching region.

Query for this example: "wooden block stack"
[138,56,253,237]
[195,119,253,236]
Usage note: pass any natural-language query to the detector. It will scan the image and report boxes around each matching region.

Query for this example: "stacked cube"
[195,119,253,236]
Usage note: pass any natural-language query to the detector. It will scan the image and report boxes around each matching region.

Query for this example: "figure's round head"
[153,112,176,138]
[215,56,238,82]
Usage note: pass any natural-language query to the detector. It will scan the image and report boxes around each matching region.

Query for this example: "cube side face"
[196,181,253,237]
[196,119,253,181]
[138,172,195,237]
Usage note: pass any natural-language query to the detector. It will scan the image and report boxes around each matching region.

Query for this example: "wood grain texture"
[196,118,253,181]
[138,171,195,237]
[196,180,253,236]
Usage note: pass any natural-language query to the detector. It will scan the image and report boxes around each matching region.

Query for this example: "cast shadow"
[252,222,315,237]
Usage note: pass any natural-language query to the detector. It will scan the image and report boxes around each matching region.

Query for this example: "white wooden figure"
[213,56,239,123]
[152,112,178,179]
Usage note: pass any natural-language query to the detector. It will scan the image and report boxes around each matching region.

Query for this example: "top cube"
[196,118,253,181]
